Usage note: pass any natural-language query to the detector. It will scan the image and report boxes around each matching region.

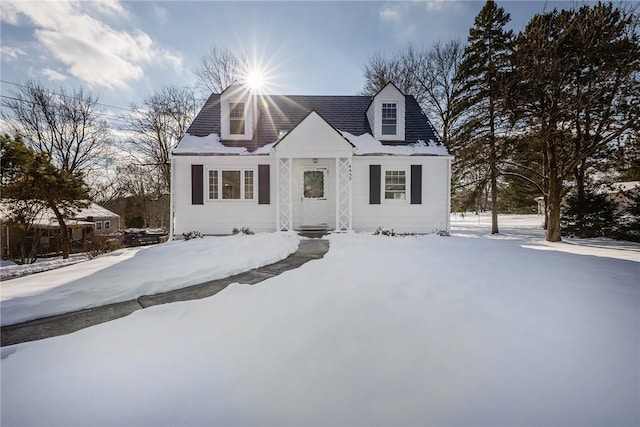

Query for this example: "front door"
[301,168,329,228]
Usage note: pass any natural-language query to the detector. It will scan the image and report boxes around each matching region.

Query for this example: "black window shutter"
[370,164,381,204]
[191,165,204,205]
[258,164,270,204]
[411,164,422,205]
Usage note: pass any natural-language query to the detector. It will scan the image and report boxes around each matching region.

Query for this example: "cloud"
[42,68,67,82]
[0,46,27,60]
[379,6,400,22]
[0,1,20,25]
[5,0,182,91]
[378,1,463,42]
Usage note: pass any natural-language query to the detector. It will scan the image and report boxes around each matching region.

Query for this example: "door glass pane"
[304,171,324,198]
[222,171,241,199]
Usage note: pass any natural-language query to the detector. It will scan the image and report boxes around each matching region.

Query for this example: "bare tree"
[2,80,112,174]
[361,40,464,146]
[411,39,465,145]
[121,86,196,229]
[123,85,197,194]
[193,46,246,95]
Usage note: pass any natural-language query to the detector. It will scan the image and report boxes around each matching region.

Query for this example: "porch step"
[297,229,331,239]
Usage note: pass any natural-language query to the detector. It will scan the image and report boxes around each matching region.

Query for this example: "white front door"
[301,168,329,228]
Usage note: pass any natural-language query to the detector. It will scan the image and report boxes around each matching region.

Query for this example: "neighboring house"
[1,202,120,258]
[605,181,640,210]
[171,82,452,236]
[74,203,122,234]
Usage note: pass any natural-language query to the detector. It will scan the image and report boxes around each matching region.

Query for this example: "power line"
[0,79,133,112]
[0,94,131,126]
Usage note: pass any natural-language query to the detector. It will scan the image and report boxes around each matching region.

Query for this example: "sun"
[245,69,266,93]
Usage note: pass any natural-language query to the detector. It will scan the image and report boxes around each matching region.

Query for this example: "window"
[381,103,397,135]
[208,169,255,201]
[385,170,406,200]
[104,221,111,230]
[95,221,103,230]
[229,102,245,135]
[208,170,219,200]
[244,170,254,200]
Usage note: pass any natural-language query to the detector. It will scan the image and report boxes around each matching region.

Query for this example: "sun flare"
[245,69,266,93]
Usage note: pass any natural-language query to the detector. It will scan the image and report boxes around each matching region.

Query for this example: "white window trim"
[376,98,405,141]
[104,220,111,230]
[381,102,398,136]
[221,100,252,140]
[206,168,256,202]
[95,221,103,230]
[383,168,409,202]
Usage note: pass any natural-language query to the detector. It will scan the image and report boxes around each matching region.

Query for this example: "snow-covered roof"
[175,92,448,156]
[0,201,118,225]
[172,134,274,155]
[340,131,449,156]
[75,202,120,219]
[609,181,640,193]
[173,131,449,157]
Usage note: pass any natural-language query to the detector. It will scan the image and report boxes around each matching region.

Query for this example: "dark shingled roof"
[185,93,442,152]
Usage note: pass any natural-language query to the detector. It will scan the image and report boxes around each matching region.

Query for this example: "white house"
[170,82,452,236]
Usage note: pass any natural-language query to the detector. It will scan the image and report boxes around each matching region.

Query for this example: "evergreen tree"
[453,0,514,234]
[561,190,618,238]
[511,4,639,241]
[1,135,88,259]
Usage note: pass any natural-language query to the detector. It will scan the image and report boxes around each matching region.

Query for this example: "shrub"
[616,188,640,242]
[182,231,203,240]
[232,227,254,235]
[561,191,618,238]
[373,227,396,236]
[84,233,123,258]
[435,229,450,237]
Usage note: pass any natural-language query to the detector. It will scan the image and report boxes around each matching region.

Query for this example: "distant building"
[1,201,120,259]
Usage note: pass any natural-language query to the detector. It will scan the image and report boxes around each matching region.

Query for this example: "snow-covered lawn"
[1,233,300,326]
[1,253,91,281]
[2,216,639,426]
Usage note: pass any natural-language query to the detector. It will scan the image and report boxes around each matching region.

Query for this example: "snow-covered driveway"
[1,216,639,426]
[1,233,300,326]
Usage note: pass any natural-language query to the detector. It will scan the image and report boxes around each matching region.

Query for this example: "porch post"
[277,157,293,231]
[336,157,352,231]
[335,157,339,231]
[276,158,280,231]
[288,158,293,231]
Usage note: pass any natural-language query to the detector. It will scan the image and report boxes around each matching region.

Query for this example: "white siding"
[173,155,276,235]
[370,84,405,141]
[274,112,353,159]
[220,83,254,141]
[351,156,450,233]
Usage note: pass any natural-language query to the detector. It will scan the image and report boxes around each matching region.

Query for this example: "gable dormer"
[220,82,254,140]
[366,82,406,141]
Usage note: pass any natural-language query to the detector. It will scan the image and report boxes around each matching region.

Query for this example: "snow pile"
[341,131,450,156]
[173,133,275,155]
[173,133,247,154]
[2,219,638,426]
[0,232,300,326]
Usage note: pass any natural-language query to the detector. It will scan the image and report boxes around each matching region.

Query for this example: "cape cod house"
[170,82,452,236]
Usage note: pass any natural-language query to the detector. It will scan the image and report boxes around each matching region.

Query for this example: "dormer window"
[229,102,245,135]
[381,103,397,135]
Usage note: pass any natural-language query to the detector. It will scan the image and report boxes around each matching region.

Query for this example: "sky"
[0,0,586,129]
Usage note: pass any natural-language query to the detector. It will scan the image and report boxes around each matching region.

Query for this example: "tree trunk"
[546,175,562,242]
[50,204,71,259]
[490,162,499,234]
[489,93,499,234]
